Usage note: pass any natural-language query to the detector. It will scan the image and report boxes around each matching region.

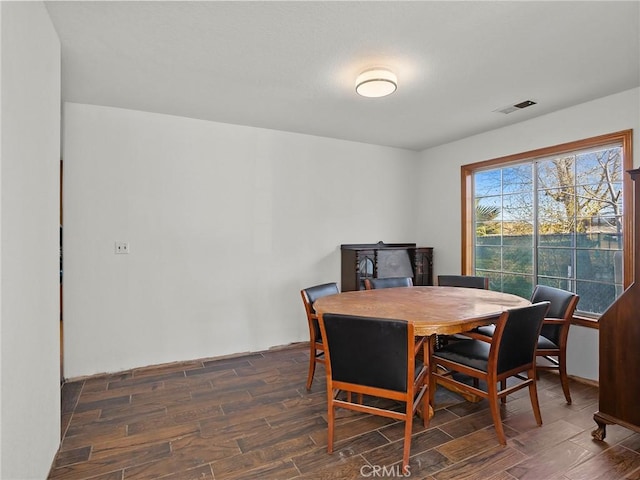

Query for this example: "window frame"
[461,130,633,326]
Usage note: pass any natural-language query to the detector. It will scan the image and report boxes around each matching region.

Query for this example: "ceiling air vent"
[494,99,537,114]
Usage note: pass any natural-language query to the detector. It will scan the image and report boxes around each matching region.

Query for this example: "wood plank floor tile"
[564,444,640,480]
[436,408,498,439]
[404,447,453,478]
[294,454,368,480]
[506,440,593,480]
[61,381,84,414]
[621,433,640,453]
[362,427,453,468]
[131,360,205,378]
[53,446,92,469]
[432,445,528,480]
[75,394,131,414]
[198,415,269,441]
[292,431,388,474]
[202,353,264,367]
[210,435,315,478]
[107,371,186,390]
[121,434,238,479]
[61,423,128,452]
[50,344,631,480]
[510,419,586,456]
[569,424,637,455]
[309,411,396,446]
[485,472,518,480]
[236,415,326,453]
[435,426,505,462]
[90,424,200,458]
[151,464,213,480]
[126,412,203,437]
[49,441,171,480]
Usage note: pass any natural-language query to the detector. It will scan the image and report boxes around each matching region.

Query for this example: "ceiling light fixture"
[355,68,397,98]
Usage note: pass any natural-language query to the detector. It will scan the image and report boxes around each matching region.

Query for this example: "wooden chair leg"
[528,370,543,426]
[488,382,506,445]
[327,399,335,454]
[558,353,572,404]
[306,346,318,390]
[421,385,429,427]
[402,403,413,474]
[500,379,507,404]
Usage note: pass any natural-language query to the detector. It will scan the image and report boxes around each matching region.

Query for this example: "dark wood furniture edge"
[592,411,640,440]
[591,165,639,442]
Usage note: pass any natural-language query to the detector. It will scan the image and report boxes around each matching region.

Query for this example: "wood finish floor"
[50,344,640,480]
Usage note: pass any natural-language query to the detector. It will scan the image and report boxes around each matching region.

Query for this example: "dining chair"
[364,276,413,290]
[300,282,340,390]
[437,274,489,289]
[468,285,579,404]
[318,312,429,473]
[432,301,550,445]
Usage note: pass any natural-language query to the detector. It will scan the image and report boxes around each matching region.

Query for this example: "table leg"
[428,335,436,419]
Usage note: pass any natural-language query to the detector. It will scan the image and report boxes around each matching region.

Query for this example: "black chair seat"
[537,335,558,350]
[432,339,490,372]
[469,324,560,350]
[474,324,495,337]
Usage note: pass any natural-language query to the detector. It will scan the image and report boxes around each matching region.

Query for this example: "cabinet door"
[355,250,375,290]
[412,248,433,286]
[341,248,375,291]
[376,249,413,279]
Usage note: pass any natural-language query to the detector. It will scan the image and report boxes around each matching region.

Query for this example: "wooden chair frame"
[318,313,429,473]
[535,293,579,404]
[464,286,579,404]
[300,283,339,390]
[432,303,549,445]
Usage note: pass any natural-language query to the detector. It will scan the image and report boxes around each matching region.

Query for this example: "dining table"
[313,285,531,418]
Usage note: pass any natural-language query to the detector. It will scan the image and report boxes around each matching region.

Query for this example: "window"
[462,130,633,318]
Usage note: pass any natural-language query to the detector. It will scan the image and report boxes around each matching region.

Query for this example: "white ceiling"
[45,1,640,151]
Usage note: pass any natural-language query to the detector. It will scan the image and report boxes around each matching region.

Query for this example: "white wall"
[0,2,61,478]
[417,87,640,381]
[63,103,418,378]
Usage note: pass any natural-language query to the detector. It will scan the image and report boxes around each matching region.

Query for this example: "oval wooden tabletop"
[314,286,530,336]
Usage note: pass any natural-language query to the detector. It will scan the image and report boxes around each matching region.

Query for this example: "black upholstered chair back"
[366,277,413,290]
[320,313,410,392]
[302,282,339,338]
[530,285,579,345]
[438,275,489,289]
[494,302,550,374]
[304,282,340,312]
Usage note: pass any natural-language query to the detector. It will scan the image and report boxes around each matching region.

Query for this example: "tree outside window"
[463,131,632,317]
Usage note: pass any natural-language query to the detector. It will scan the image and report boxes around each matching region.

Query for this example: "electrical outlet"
[115,241,130,254]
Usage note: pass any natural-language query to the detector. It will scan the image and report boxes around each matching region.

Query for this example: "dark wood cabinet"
[592,168,640,440]
[340,242,433,291]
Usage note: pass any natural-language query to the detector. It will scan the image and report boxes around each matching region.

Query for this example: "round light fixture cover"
[355,68,397,97]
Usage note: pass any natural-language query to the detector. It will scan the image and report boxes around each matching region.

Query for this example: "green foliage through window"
[473,145,625,316]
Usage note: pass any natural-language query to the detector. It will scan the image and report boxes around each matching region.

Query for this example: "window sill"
[571,315,599,329]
